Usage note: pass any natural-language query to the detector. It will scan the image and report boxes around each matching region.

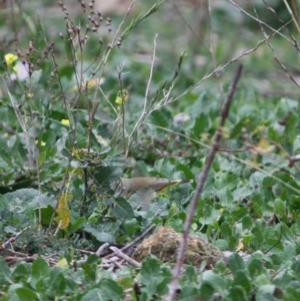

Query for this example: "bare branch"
[110,246,141,268]
[166,64,243,301]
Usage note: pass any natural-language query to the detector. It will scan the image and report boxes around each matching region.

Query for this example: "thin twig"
[110,246,141,268]
[0,227,29,250]
[154,21,291,110]
[121,224,156,252]
[270,140,300,174]
[283,0,300,34]
[254,8,300,89]
[36,155,42,231]
[110,257,123,269]
[166,64,243,301]
[208,0,224,108]
[76,249,96,256]
[96,242,110,256]
[0,121,15,134]
[218,147,248,153]
[93,1,136,78]
[117,62,127,153]
[290,154,300,163]
[125,34,158,157]
[104,225,156,260]
[228,0,293,43]
[53,220,62,235]
[262,0,300,53]
[168,0,210,52]
[120,0,164,40]
[4,85,34,167]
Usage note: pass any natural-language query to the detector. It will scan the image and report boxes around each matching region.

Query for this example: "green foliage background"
[1,0,300,300]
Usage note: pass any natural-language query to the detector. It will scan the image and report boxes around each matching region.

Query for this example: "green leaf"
[273,199,285,217]
[37,150,47,166]
[124,218,140,238]
[0,194,9,209]
[202,270,226,296]
[32,257,50,281]
[248,258,265,278]
[180,285,200,300]
[86,254,100,265]
[82,255,99,282]
[284,284,300,301]
[229,253,246,275]
[99,279,124,300]
[81,279,124,301]
[291,261,300,274]
[220,221,232,239]
[16,288,39,301]
[183,265,196,282]
[111,197,135,220]
[150,108,171,128]
[34,205,55,226]
[44,267,74,297]
[12,261,32,281]
[5,189,55,211]
[59,65,74,79]
[282,223,295,242]
[227,285,248,301]
[80,279,123,301]
[175,163,195,180]
[30,259,50,293]
[83,224,115,243]
[0,257,12,284]
[81,288,103,301]
[215,239,228,251]
[69,217,86,234]
[199,204,221,226]
[228,235,239,252]
[242,215,253,230]
[141,257,171,298]
[199,282,214,299]
[233,270,251,294]
[232,185,253,202]
[28,69,42,85]
[192,114,209,137]
[230,117,250,138]
[251,225,264,250]
[256,285,277,301]
[61,148,72,159]
[94,166,122,188]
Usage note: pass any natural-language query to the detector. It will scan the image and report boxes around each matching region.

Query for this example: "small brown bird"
[114,177,193,198]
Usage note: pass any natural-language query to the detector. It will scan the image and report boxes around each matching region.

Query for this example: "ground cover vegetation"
[1,0,300,300]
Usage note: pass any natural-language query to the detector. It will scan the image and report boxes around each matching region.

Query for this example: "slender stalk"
[166,64,243,301]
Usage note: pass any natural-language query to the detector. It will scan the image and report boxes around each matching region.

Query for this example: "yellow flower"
[4,53,18,67]
[86,77,105,89]
[68,77,105,92]
[35,140,46,146]
[255,137,274,154]
[61,119,70,126]
[115,89,129,105]
[56,258,68,268]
